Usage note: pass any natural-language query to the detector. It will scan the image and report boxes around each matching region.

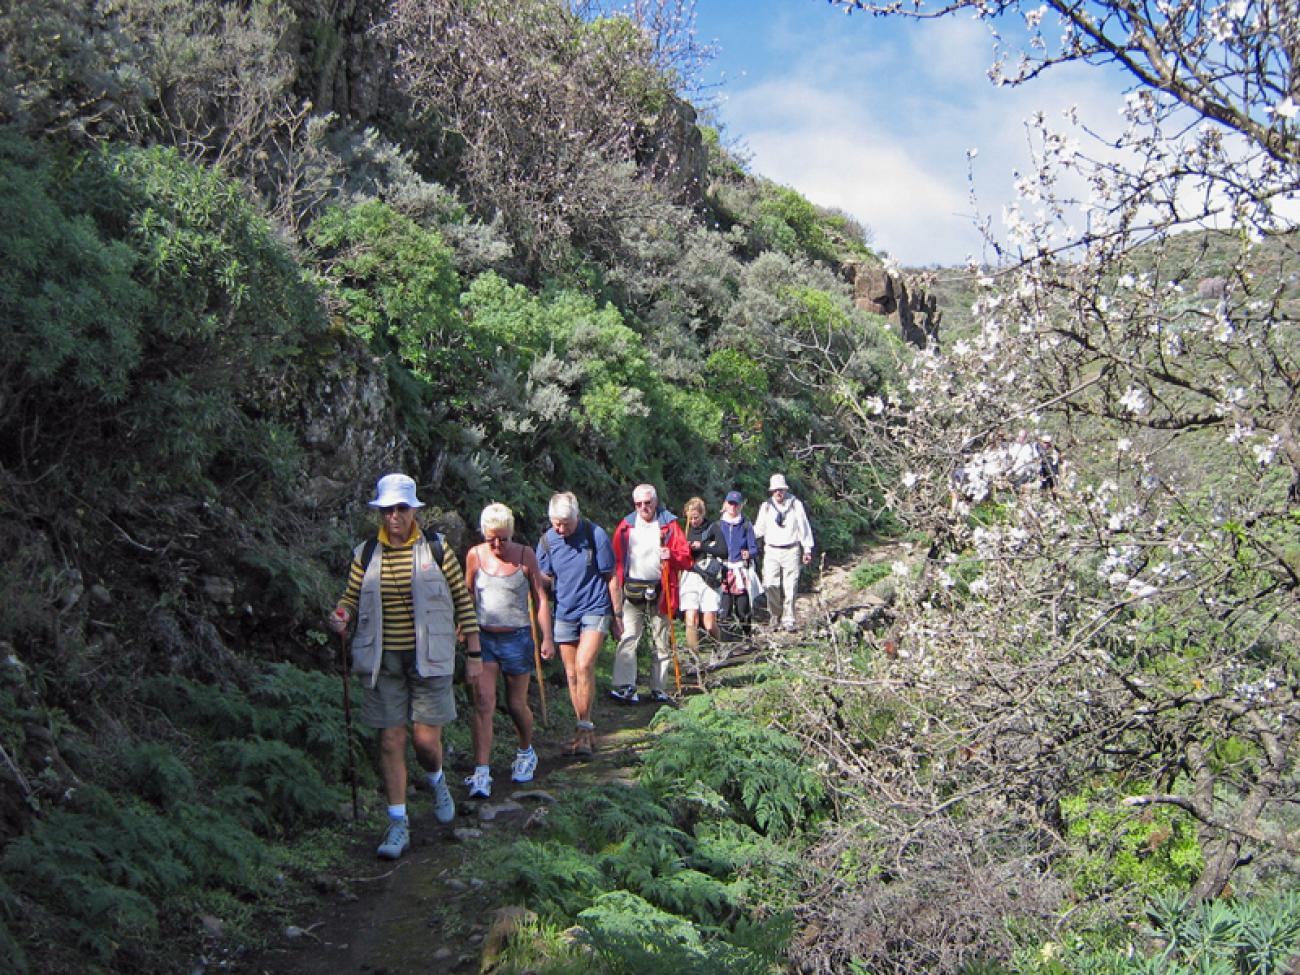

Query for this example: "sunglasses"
[379,504,412,515]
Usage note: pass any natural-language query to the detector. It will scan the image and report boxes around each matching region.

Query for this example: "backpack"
[359,531,445,572]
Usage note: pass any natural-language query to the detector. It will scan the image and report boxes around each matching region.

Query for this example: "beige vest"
[351,534,457,688]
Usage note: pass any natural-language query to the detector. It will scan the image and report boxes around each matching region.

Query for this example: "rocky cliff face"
[636,95,708,209]
[843,262,942,348]
[287,0,396,125]
[295,340,398,511]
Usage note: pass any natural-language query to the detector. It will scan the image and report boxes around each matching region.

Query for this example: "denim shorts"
[553,614,612,645]
[362,650,456,729]
[480,627,536,676]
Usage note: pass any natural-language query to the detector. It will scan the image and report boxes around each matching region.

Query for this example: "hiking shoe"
[511,747,538,783]
[782,621,798,633]
[609,684,640,704]
[464,766,492,799]
[377,817,410,860]
[431,775,456,823]
[649,688,673,704]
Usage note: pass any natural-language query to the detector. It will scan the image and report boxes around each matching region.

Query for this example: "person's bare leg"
[503,672,534,751]
[684,608,701,655]
[410,721,444,774]
[573,628,603,722]
[470,661,500,765]
[379,725,409,805]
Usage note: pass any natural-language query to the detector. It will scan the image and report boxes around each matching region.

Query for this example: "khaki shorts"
[362,650,456,729]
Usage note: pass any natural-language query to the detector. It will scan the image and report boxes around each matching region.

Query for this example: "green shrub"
[120,742,195,811]
[488,839,608,918]
[1,784,266,964]
[1030,891,1300,974]
[306,199,462,389]
[211,737,337,832]
[642,697,825,836]
[1059,783,1203,900]
[850,559,894,590]
[577,890,769,975]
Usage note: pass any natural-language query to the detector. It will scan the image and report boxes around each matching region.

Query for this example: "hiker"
[610,484,692,703]
[717,490,759,639]
[1007,429,1040,488]
[535,491,619,757]
[1039,434,1061,493]
[463,503,555,799]
[328,473,482,860]
[679,496,728,660]
[753,474,815,632]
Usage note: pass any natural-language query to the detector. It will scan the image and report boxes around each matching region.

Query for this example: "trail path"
[234,552,893,975]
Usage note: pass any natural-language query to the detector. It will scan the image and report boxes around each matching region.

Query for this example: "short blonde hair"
[683,496,706,518]
[479,502,515,537]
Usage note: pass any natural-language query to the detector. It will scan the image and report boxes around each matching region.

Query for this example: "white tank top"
[474,567,531,629]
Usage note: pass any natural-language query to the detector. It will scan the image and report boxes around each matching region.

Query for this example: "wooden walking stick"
[337,626,360,822]
[527,591,548,724]
[662,559,682,696]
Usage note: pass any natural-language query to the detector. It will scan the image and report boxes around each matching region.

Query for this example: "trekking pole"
[338,626,360,822]
[662,560,682,696]
[527,592,548,724]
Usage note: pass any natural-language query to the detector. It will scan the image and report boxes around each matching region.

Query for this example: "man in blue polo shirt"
[536,491,620,756]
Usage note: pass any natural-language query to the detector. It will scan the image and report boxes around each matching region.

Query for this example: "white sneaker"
[376,817,409,859]
[431,775,457,822]
[511,747,538,783]
[463,766,492,799]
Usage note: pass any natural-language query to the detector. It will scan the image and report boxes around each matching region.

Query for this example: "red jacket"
[611,508,693,615]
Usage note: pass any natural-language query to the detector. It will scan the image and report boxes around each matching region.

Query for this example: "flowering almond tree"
[782,1,1298,970]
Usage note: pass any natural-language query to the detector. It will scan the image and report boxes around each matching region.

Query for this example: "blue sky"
[690,0,1128,266]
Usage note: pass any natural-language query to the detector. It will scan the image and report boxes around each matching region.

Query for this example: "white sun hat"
[768,473,790,492]
[368,473,425,509]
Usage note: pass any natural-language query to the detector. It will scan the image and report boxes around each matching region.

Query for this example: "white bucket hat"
[768,473,790,492]
[368,473,425,509]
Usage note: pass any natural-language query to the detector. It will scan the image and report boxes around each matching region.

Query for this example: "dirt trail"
[233,554,889,975]
[233,686,659,975]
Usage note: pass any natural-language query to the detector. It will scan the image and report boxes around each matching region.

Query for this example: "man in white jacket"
[753,474,814,632]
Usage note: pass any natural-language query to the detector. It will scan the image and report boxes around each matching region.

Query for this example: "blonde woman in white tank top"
[462,504,555,798]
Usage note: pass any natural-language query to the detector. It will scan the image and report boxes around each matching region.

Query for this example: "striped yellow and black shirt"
[338,525,479,654]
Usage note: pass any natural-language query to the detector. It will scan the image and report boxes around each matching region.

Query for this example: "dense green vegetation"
[2,0,1298,973]
[0,1,901,971]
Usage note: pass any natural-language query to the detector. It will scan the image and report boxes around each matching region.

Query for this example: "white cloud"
[715,25,1129,264]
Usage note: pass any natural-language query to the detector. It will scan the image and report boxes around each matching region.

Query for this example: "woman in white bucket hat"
[328,473,482,859]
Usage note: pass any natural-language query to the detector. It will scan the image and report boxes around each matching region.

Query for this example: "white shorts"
[678,570,722,613]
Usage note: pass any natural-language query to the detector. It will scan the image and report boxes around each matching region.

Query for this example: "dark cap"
[725,490,744,504]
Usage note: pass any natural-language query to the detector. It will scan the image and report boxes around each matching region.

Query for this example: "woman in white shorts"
[679,497,728,661]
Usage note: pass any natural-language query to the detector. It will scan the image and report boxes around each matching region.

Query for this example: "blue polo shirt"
[536,520,615,621]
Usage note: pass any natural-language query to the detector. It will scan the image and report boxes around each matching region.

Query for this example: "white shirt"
[754,496,814,555]
[627,518,662,581]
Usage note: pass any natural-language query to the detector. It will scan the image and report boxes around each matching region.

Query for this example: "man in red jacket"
[609,483,692,703]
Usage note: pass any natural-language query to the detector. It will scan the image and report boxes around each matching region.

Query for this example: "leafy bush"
[1,784,267,964]
[307,199,462,388]
[577,890,769,975]
[641,697,826,836]
[1032,891,1300,974]
[1060,783,1203,900]
[1,132,324,501]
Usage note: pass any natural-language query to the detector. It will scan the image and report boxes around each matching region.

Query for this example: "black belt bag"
[624,578,660,603]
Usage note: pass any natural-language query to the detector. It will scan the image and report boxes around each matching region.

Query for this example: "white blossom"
[1119,388,1148,415]
[1270,96,1298,120]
